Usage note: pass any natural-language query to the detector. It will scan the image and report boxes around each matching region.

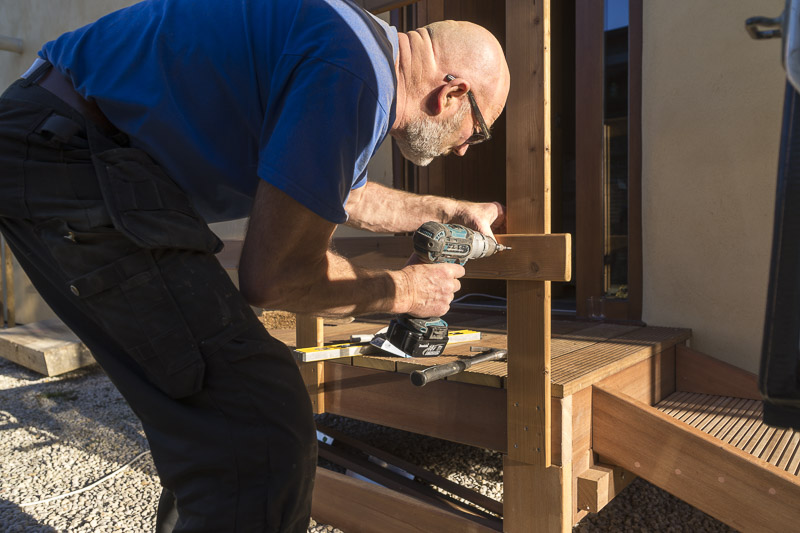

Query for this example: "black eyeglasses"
[445,74,492,145]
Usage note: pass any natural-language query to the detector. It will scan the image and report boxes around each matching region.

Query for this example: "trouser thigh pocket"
[91,146,222,253]
[67,248,206,399]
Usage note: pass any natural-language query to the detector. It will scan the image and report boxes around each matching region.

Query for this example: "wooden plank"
[506,279,551,464]
[296,314,325,414]
[323,363,507,452]
[353,0,421,15]
[466,234,569,281]
[3,240,15,327]
[574,0,605,317]
[593,386,800,533]
[594,346,676,406]
[556,329,689,397]
[311,467,500,533]
[0,319,95,376]
[627,0,644,322]
[334,234,570,282]
[676,345,761,400]
[504,458,570,533]
[576,463,634,514]
[223,234,570,282]
[551,323,640,359]
[505,0,551,471]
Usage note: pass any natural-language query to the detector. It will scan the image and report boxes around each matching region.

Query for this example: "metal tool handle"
[746,15,784,40]
[410,348,507,387]
[410,361,467,386]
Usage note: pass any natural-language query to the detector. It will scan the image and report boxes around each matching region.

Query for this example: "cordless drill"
[384,222,510,357]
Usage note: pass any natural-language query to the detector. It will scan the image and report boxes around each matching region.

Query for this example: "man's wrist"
[387,269,412,315]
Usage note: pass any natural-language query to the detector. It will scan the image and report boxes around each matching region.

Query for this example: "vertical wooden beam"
[574,0,605,318]
[505,0,567,531]
[296,314,325,414]
[506,0,552,467]
[626,0,643,322]
[2,240,14,328]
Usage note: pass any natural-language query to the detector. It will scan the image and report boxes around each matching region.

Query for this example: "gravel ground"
[0,355,737,532]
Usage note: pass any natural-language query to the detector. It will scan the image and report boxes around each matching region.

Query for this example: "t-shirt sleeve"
[257,58,388,224]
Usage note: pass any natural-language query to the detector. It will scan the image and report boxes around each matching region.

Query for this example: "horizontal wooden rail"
[312,467,501,533]
[334,234,571,281]
[353,0,420,14]
[593,385,800,532]
[218,234,571,282]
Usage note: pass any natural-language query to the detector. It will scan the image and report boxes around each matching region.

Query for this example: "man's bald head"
[424,20,510,121]
[390,20,510,165]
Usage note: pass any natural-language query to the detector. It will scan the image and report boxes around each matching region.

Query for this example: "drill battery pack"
[386,316,449,357]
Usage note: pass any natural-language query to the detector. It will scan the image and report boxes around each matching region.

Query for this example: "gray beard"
[393,101,470,167]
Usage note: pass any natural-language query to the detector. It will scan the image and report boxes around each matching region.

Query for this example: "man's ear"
[433,77,470,116]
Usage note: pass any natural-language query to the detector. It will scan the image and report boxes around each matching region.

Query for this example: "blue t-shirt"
[41,0,398,224]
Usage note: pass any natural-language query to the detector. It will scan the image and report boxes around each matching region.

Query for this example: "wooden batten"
[353,0,420,15]
[593,386,800,533]
[312,467,501,533]
[323,362,507,452]
[675,345,761,400]
[505,0,552,468]
[221,234,570,282]
[333,234,571,282]
[296,314,325,414]
[2,240,15,327]
[576,463,634,514]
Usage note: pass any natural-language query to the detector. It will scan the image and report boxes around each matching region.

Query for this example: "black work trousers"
[0,71,316,532]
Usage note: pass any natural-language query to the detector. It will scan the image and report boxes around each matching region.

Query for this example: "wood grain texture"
[576,463,635,514]
[334,234,570,281]
[324,363,507,451]
[593,346,676,406]
[593,386,800,533]
[3,240,14,327]
[296,314,325,413]
[312,467,501,533]
[676,345,761,400]
[505,0,552,470]
[0,319,94,376]
[352,0,421,15]
[574,0,604,317]
[626,0,644,322]
[504,458,571,533]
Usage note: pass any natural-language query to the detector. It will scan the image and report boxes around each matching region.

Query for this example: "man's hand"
[452,200,506,238]
[397,262,465,318]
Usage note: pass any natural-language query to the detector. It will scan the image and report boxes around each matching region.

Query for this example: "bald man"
[0,0,509,531]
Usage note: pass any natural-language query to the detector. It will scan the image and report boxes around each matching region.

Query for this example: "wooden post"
[296,314,325,414]
[506,0,551,466]
[504,0,570,530]
[2,239,14,328]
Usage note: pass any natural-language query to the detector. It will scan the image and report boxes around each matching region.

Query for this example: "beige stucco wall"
[0,1,392,324]
[642,0,786,372]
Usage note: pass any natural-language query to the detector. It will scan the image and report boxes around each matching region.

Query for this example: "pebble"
[0,357,737,532]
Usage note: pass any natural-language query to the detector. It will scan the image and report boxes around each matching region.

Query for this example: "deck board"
[269,317,691,398]
[656,392,800,478]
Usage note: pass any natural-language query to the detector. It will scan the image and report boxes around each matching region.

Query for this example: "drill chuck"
[413,221,508,265]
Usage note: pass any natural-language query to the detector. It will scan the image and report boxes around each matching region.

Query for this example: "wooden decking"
[272,315,691,398]
[657,391,800,476]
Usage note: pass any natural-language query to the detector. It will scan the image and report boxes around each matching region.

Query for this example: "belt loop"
[19,60,52,88]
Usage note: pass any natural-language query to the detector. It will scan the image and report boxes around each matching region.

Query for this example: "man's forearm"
[344,182,461,233]
[259,250,410,318]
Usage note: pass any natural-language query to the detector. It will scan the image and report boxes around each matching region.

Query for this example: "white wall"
[642,0,786,372]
